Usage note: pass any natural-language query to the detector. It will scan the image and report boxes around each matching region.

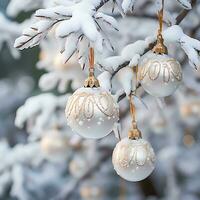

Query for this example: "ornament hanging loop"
[128,95,142,140]
[89,47,95,76]
[84,47,100,88]
[153,0,168,54]
[128,87,142,140]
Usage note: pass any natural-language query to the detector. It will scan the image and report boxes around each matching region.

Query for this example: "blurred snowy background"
[0,0,200,200]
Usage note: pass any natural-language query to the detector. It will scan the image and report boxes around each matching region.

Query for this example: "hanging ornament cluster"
[65,48,119,139]
[138,0,182,97]
[63,0,186,182]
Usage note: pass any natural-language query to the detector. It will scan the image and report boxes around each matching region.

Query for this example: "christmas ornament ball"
[65,87,119,139]
[139,51,182,97]
[112,138,156,182]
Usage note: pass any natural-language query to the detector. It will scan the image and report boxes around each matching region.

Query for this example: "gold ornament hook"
[84,47,100,88]
[153,0,168,54]
[128,66,142,140]
[128,94,142,140]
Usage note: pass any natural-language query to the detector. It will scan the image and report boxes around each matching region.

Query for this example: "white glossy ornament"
[112,138,156,182]
[65,87,119,139]
[139,51,182,97]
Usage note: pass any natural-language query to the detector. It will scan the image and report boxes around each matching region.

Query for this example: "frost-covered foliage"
[14,0,119,68]
[15,93,67,140]
[1,0,200,199]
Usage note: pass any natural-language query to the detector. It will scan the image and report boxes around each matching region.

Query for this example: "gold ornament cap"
[128,122,142,140]
[153,0,168,55]
[84,47,100,88]
[153,34,168,54]
[84,74,100,88]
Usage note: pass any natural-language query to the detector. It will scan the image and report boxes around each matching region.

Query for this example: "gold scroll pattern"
[139,59,182,83]
[113,143,155,169]
[66,92,118,120]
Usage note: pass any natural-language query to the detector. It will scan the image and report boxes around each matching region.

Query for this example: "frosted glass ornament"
[112,138,156,182]
[139,51,182,97]
[65,87,119,139]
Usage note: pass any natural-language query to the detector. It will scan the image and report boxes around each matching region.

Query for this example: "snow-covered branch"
[176,0,197,24]
[14,0,119,68]
[15,94,67,140]
[98,25,200,78]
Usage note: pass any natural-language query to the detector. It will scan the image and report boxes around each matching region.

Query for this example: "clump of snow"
[176,0,192,10]
[122,0,136,13]
[14,0,119,68]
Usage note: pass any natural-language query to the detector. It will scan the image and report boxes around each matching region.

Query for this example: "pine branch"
[14,19,65,49]
[95,0,111,11]
[175,0,197,25]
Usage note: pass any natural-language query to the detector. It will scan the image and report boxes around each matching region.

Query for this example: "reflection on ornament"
[40,129,69,162]
[80,184,103,200]
[112,138,155,182]
[65,87,119,139]
[139,51,182,97]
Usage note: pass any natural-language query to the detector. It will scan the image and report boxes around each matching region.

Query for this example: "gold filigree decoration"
[66,92,118,120]
[113,142,155,169]
[139,59,182,83]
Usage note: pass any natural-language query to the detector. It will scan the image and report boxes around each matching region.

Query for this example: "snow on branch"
[39,69,85,93]
[175,0,197,24]
[14,6,69,50]
[98,25,200,74]
[121,0,136,13]
[0,142,42,174]
[15,94,67,140]
[176,0,192,10]
[164,25,200,69]
[7,0,44,17]
[97,39,152,73]
[14,0,118,68]
[113,0,137,15]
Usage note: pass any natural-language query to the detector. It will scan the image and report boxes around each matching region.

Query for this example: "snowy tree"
[0,0,200,200]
